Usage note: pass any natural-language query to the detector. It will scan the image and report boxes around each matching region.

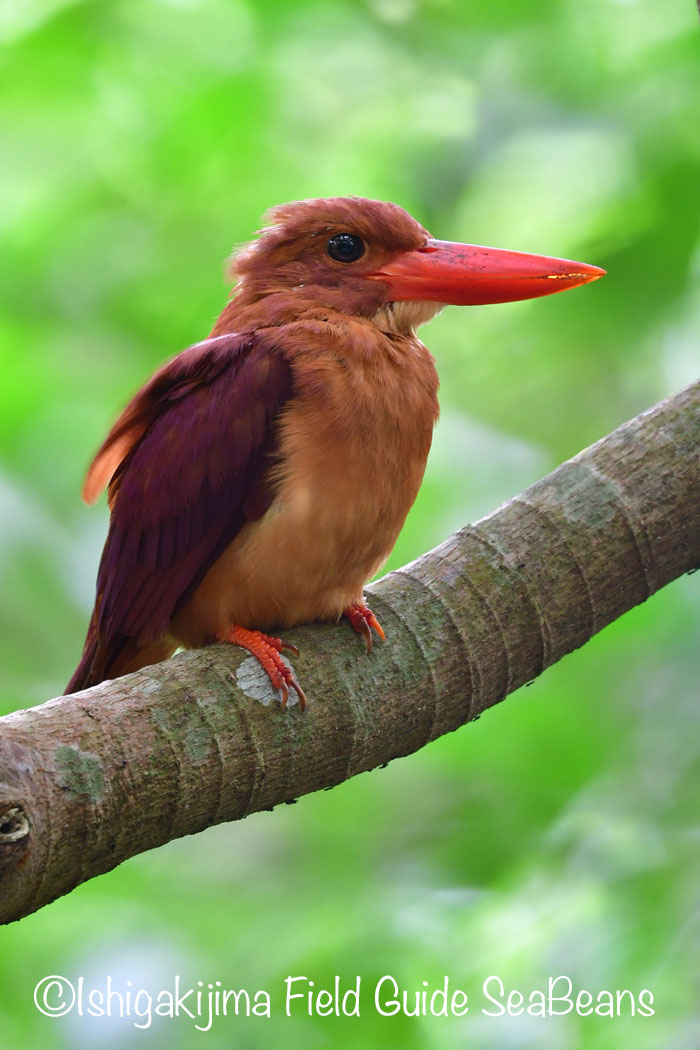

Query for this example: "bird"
[67,195,605,708]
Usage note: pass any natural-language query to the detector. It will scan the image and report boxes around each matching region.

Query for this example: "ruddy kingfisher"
[67,196,605,707]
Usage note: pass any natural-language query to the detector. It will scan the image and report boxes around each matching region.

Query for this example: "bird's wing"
[87,331,293,648]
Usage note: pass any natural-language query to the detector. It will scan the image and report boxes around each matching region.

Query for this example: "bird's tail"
[66,611,175,694]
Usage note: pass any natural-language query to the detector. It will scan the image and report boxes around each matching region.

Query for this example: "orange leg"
[220,626,307,710]
[344,600,386,652]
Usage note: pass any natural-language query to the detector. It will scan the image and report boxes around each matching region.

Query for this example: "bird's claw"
[223,626,307,710]
[344,601,386,652]
[279,672,307,711]
[274,638,300,657]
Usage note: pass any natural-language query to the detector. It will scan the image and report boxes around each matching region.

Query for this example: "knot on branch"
[0,806,30,844]
[0,802,30,844]
[0,801,31,883]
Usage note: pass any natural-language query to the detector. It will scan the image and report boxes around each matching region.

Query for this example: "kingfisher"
[67,196,604,707]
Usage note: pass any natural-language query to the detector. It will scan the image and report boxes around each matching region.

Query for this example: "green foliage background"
[1,0,699,1047]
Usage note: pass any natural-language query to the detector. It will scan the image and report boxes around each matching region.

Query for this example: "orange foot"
[221,625,307,711]
[344,600,386,652]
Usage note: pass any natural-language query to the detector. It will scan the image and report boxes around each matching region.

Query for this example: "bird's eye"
[327,233,365,263]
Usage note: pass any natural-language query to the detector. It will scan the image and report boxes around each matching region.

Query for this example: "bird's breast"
[274,322,439,565]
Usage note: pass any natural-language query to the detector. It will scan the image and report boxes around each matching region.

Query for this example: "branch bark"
[1,381,699,925]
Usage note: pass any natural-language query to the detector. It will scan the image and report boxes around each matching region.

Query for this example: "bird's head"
[229,196,605,334]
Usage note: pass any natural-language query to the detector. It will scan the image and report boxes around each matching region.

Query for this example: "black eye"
[327,233,365,263]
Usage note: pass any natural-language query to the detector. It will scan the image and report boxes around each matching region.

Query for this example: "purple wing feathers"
[67,332,292,691]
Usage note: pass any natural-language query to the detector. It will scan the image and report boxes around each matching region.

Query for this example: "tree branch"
[1,381,698,925]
